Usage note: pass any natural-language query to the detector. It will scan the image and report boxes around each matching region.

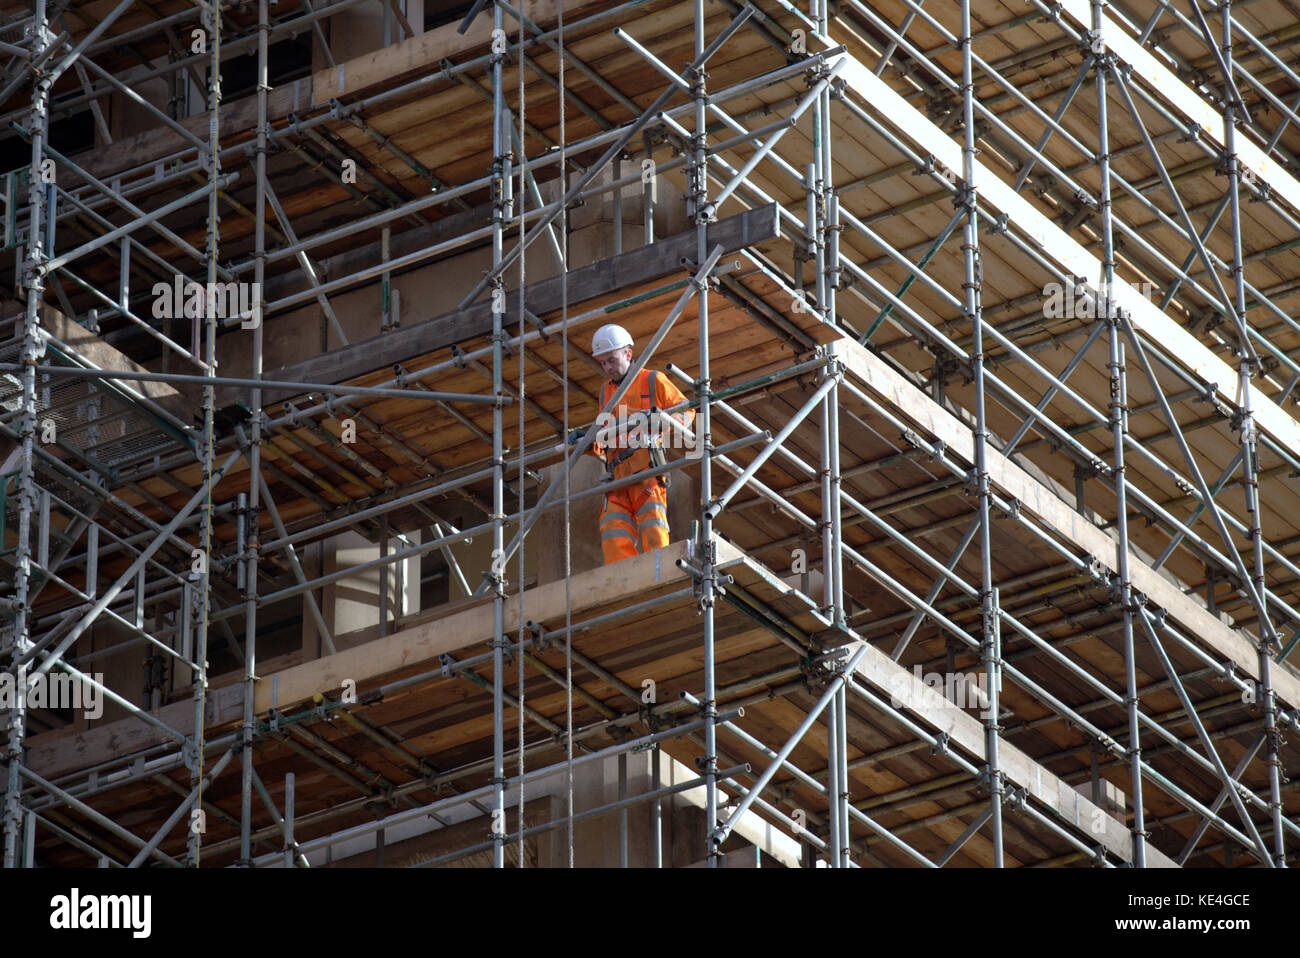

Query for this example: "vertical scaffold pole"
[819,364,834,617]
[836,683,849,865]
[812,0,843,630]
[643,133,655,245]
[490,0,509,870]
[239,0,270,867]
[826,668,840,867]
[826,340,843,632]
[821,35,847,870]
[191,0,221,868]
[651,743,663,867]
[693,0,720,869]
[1221,1,1285,868]
[2,0,49,871]
[283,772,295,868]
[813,11,850,860]
[960,0,1003,867]
[1093,0,1145,868]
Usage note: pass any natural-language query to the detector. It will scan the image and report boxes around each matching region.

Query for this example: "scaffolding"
[1,0,1298,868]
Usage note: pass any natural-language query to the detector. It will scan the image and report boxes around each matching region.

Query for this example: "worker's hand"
[566,427,586,446]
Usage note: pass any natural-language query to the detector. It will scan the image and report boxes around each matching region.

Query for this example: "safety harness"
[603,370,670,488]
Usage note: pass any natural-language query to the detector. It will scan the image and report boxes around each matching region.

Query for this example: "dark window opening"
[425,1,477,32]
[0,107,95,176]
[219,33,314,103]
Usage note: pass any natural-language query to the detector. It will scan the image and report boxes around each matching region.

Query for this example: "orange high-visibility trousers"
[600,480,669,564]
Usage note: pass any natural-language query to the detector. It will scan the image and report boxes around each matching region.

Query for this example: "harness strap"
[608,446,639,469]
[602,370,669,486]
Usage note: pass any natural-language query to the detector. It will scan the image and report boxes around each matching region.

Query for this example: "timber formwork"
[1,0,1299,869]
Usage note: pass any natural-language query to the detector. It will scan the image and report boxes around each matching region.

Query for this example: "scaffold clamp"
[1220,658,1238,683]
[1004,784,1027,813]
[526,620,547,654]
[912,154,941,180]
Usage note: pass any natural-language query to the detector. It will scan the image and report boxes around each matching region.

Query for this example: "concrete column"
[322,528,420,648]
[540,750,709,867]
[566,162,688,264]
[535,459,700,586]
[327,2,386,63]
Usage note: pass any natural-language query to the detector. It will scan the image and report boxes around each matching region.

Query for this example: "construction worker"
[577,324,694,565]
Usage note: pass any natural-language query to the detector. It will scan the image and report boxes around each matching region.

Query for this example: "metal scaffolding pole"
[690,0,720,869]
[187,0,222,868]
[490,0,509,870]
[826,666,841,867]
[1220,1,1287,869]
[960,0,1003,868]
[1093,1,1145,866]
[834,683,849,865]
[811,6,852,856]
[2,0,50,871]
[238,0,270,868]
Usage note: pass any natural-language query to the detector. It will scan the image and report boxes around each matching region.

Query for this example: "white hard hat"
[591,323,633,358]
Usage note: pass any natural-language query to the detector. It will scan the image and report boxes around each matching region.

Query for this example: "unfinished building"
[2,0,1299,868]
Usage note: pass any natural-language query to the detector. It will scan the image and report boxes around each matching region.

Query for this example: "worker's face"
[596,345,633,380]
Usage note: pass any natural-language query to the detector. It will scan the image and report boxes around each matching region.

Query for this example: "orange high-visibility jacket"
[587,369,693,482]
